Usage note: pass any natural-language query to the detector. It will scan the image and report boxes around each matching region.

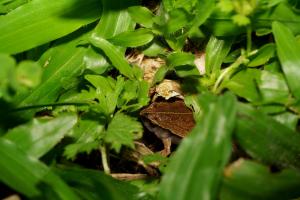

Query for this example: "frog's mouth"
[141,118,182,144]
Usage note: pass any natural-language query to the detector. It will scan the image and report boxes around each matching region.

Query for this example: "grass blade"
[272,22,300,100]
[0,0,101,54]
[108,28,154,47]
[159,93,236,200]
[14,28,91,118]
[0,138,80,199]
[4,115,77,158]
[221,159,300,200]
[55,167,140,200]
[235,103,300,170]
[90,36,134,79]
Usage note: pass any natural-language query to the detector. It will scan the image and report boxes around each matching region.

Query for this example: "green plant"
[1,0,300,199]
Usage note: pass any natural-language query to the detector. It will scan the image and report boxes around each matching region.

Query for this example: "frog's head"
[155,79,183,100]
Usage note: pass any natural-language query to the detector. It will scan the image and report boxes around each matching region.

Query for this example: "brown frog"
[140,100,195,156]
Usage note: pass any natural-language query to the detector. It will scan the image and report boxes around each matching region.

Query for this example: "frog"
[140,100,195,156]
[152,79,184,101]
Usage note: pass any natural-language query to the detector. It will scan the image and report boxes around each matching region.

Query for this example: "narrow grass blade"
[0,138,80,199]
[221,159,300,200]
[0,0,101,54]
[4,115,77,158]
[90,36,134,79]
[235,103,300,169]
[272,22,300,100]
[159,93,236,200]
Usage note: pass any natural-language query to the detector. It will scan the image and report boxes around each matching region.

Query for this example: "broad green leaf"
[0,0,29,14]
[221,159,300,200]
[83,47,111,75]
[14,27,92,119]
[90,36,134,79]
[142,40,168,57]
[0,138,80,199]
[55,167,140,200]
[205,35,232,76]
[206,9,241,37]
[235,103,300,170]
[165,8,192,34]
[167,52,200,77]
[272,112,298,131]
[224,69,261,102]
[167,52,195,67]
[15,61,42,89]
[0,53,16,101]
[105,112,143,152]
[4,115,77,158]
[128,6,155,28]
[258,70,289,104]
[152,65,169,85]
[0,0,102,54]
[108,28,154,47]
[84,0,137,74]
[159,93,236,200]
[93,0,137,39]
[272,22,300,100]
[64,117,105,160]
[256,3,300,35]
[258,104,286,114]
[247,43,275,67]
[189,0,215,34]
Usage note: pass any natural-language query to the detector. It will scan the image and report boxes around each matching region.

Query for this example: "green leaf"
[224,69,261,102]
[167,52,201,77]
[272,22,300,100]
[14,28,91,118]
[235,103,300,170]
[167,52,195,67]
[83,0,137,74]
[152,65,169,85]
[105,112,143,152]
[128,6,155,28]
[256,3,300,35]
[247,43,275,67]
[165,8,192,34]
[142,40,168,57]
[85,75,124,116]
[221,159,300,200]
[15,61,42,89]
[55,166,140,200]
[0,138,80,199]
[108,28,154,47]
[4,115,77,158]
[0,53,16,101]
[93,0,137,39]
[0,0,28,14]
[90,36,134,79]
[272,112,298,131]
[0,0,101,54]
[64,117,105,160]
[257,70,289,104]
[159,93,236,200]
[205,35,232,76]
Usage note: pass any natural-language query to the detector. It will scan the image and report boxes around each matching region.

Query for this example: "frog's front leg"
[160,137,172,156]
[142,119,173,156]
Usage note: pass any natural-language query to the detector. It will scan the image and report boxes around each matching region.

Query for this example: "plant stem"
[212,55,246,94]
[100,145,111,175]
